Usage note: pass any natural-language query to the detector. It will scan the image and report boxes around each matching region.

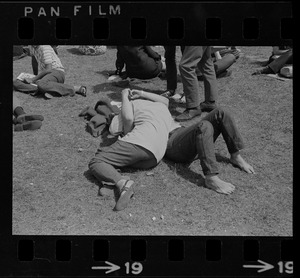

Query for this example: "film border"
[0,1,293,277]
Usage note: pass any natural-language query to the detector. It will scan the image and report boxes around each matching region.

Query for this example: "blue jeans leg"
[202,107,245,154]
[165,121,219,175]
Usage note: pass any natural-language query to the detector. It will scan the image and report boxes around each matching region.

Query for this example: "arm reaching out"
[121,89,134,135]
[129,89,169,107]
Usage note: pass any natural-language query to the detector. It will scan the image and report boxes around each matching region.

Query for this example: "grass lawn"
[12,46,293,235]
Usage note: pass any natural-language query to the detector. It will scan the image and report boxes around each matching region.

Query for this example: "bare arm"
[32,66,52,82]
[129,89,169,107]
[121,89,134,135]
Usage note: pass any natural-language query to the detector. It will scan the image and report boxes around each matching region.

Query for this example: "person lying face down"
[88,88,179,211]
[89,88,255,211]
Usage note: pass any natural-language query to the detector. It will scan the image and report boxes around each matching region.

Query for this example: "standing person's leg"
[179,46,203,109]
[175,46,203,121]
[202,108,255,173]
[89,140,157,211]
[162,46,177,96]
[198,46,218,112]
[165,122,235,194]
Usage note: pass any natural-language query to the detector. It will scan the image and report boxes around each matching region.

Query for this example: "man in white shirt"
[89,88,179,211]
[89,89,254,211]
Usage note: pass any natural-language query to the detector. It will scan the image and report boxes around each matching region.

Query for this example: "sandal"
[113,180,134,211]
[77,86,87,97]
[161,90,175,98]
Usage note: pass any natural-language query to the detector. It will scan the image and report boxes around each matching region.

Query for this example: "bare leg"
[205,174,235,194]
[229,151,255,174]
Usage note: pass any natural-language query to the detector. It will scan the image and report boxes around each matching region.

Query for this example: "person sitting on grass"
[13,94,44,131]
[252,46,293,76]
[89,89,254,211]
[13,45,87,99]
[114,46,166,80]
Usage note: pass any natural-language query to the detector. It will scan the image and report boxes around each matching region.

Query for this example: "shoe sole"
[113,181,134,211]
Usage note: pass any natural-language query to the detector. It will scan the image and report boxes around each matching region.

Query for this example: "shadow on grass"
[95,70,115,77]
[163,158,205,187]
[84,170,101,187]
[93,82,116,94]
[163,153,233,187]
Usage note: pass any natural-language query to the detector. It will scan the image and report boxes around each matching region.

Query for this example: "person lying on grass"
[89,88,178,211]
[13,45,87,99]
[89,88,254,211]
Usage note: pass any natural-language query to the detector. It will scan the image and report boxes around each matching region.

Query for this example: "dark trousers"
[165,108,244,175]
[89,140,157,184]
[268,49,293,73]
[179,46,217,108]
[163,46,184,91]
[36,69,75,96]
[13,70,75,97]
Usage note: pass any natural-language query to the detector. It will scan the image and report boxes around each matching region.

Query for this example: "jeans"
[165,108,244,175]
[89,140,157,184]
[179,46,217,108]
[14,69,75,97]
[36,69,75,96]
[268,49,293,73]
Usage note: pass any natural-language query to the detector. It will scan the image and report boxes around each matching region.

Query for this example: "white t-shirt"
[119,99,180,163]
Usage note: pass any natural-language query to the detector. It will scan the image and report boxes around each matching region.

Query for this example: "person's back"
[116,46,162,79]
[29,45,64,73]
[119,99,177,163]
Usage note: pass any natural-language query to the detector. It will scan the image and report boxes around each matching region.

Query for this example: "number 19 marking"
[125,262,143,275]
[278,261,293,274]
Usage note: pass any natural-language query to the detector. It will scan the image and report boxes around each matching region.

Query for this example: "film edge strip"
[1,1,294,277]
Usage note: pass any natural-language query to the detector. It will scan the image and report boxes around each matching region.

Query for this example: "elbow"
[123,118,134,134]
[163,97,169,107]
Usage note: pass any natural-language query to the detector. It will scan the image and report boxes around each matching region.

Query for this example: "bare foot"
[205,175,235,195]
[230,152,255,174]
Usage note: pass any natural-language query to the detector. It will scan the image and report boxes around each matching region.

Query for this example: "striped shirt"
[29,45,65,73]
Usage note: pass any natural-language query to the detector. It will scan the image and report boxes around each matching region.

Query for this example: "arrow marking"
[243,259,274,273]
[92,261,120,274]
